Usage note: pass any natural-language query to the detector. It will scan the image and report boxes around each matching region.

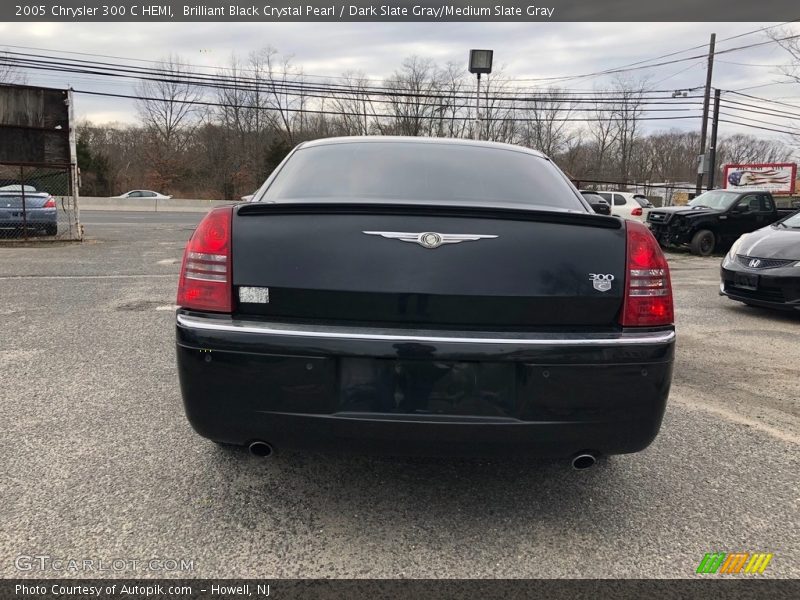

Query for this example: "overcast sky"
[1,21,798,145]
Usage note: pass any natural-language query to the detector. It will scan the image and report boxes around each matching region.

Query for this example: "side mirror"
[588,198,611,215]
[733,204,749,213]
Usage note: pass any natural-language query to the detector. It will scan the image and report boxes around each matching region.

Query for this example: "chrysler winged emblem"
[748,258,761,268]
[362,231,498,249]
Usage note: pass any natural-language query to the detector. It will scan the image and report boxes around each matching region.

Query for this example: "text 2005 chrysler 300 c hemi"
[175,137,675,465]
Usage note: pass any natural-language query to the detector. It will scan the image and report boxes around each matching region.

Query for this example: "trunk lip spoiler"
[176,313,674,346]
[235,201,622,229]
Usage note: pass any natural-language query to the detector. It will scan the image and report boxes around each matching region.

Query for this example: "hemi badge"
[239,286,270,304]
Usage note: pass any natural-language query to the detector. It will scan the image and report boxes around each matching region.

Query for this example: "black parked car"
[647,189,795,256]
[175,137,675,466]
[720,210,800,311]
[579,191,612,215]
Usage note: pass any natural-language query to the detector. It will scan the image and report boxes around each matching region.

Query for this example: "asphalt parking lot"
[1,210,798,578]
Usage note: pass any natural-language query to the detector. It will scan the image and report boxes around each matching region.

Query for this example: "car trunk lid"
[231,202,626,328]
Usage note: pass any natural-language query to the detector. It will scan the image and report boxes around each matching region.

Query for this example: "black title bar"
[4,579,800,600]
[3,1,799,22]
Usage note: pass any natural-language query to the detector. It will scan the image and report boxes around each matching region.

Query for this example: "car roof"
[296,136,549,159]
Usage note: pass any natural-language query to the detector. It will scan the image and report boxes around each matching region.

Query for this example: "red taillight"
[177,207,233,313]
[42,196,56,208]
[631,207,643,216]
[621,220,673,327]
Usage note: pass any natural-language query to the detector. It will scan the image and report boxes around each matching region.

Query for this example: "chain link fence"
[0,163,82,241]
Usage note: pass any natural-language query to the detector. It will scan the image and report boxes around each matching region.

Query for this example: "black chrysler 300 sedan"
[176,137,675,464]
[720,210,800,311]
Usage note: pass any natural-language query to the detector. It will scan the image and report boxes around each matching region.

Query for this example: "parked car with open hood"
[175,137,675,466]
[720,210,800,311]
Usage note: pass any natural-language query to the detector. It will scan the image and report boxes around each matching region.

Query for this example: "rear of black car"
[176,138,675,459]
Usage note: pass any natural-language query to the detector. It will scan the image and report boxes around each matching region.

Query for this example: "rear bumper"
[0,208,57,228]
[176,312,675,457]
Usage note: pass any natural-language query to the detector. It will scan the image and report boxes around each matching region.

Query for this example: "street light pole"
[475,73,481,140]
[468,49,493,142]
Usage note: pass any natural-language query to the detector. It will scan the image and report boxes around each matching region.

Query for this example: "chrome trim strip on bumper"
[177,313,675,346]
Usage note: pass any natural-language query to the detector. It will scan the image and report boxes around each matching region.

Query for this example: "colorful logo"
[696,553,773,574]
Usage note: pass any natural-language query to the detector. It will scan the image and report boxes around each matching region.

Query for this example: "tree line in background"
[70,49,796,199]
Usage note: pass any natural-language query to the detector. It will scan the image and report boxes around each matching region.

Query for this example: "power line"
[726,90,800,111]
[0,53,707,106]
[504,33,800,84]
[500,20,800,84]
[720,98,800,119]
[72,88,704,123]
[727,81,798,92]
[0,50,704,100]
[718,110,800,133]
[716,59,794,67]
[718,118,800,135]
[3,21,797,90]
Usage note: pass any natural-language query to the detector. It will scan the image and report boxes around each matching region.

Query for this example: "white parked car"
[112,190,172,200]
[581,190,653,221]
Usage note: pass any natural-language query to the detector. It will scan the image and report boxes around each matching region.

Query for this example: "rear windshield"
[0,194,45,206]
[634,197,653,208]
[261,141,584,210]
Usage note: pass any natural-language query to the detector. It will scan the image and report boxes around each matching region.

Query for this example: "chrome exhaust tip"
[571,453,597,470]
[248,441,274,457]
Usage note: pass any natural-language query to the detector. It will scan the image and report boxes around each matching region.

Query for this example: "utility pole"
[707,88,721,190]
[695,33,716,195]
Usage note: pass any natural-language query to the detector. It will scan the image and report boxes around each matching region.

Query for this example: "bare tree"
[250,47,304,145]
[430,62,467,138]
[0,51,26,84]
[135,54,201,191]
[331,71,374,136]
[642,130,700,182]
[588,95,616,180]
[517,87,576,157]
[769,26,800,147]
[136,54,200,152]
[384,56,445,137]
[717,133,788,164]
[477,72,516,143]
[609,76,649,185]
[213,54,261,198]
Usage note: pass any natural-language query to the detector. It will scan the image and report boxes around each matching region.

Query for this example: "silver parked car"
[0,191,57,236]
